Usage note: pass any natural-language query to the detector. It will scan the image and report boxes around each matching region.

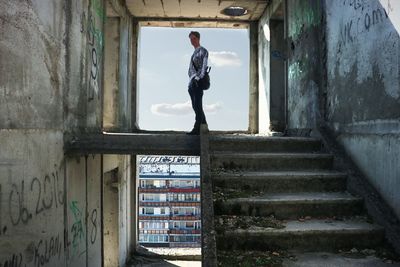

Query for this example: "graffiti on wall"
[0,166,64,267]
[0,167,100,266]
[0,234,66,267]
[83,0,106,102]
[340,0,394,45]
[65,200,99,259]
[0,168,64,233]
[33,234,63,267]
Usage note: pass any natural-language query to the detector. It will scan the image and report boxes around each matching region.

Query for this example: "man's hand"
[191,78,199,87]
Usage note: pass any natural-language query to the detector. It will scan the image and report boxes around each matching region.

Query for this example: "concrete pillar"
[118,17,132,131]
[269,19,286,132]
[131,20,140,131]
[103,17,120,130]
[103,158,119,267]
[87,155,102,267]
[249,22,259,134]
[129,156,138,253]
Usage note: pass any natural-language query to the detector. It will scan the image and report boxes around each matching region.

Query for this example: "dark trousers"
[188,80,207,129]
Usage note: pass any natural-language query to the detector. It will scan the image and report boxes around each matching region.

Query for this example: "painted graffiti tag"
[34,234,63,267]
[4,169,64,229]
[90,208,98,244]
[0,253,23,267]
[339,2,391,46]
[8,181,32,226]
[0,184,8,236]
[85,0,105,102]
[69,201,86,257]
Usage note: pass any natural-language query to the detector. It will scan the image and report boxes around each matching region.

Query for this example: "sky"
[138,27,250,131]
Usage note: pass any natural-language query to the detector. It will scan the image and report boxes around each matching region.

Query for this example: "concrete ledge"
[64,132,200,155]
[212,171,347,192]
[211,153,333,171]
[217,219,385,251]
[215,192,364,219]
[210,135,322,153]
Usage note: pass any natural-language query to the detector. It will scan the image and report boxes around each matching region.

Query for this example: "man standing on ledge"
[187,31,208,135]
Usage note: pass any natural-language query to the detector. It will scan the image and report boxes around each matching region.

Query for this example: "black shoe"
[186,128,200,135]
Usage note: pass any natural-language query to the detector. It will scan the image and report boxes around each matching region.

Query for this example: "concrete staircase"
[209,135,385,258]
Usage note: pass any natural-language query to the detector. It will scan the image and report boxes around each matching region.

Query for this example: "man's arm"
[196,49,209,80]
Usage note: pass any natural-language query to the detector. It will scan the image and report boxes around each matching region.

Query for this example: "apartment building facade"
[138,156,201,248]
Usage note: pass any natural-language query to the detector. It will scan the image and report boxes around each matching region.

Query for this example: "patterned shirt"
[188,46,209,82]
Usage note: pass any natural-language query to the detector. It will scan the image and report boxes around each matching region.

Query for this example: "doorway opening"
[137,26,250,132]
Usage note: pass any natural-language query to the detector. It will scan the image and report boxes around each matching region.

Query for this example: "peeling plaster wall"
[325,0,400,219]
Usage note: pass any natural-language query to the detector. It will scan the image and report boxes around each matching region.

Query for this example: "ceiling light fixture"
[222,6,248,17]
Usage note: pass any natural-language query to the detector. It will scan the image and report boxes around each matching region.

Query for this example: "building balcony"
[169,242,201,248]
[168,188,200,193]
[170,215,200,220]
[169,202,201,206]
[139,230,169,235]
[139,188,169,193]
[139,215,170,220]
[139,201,170,207]
[169,229,201,235]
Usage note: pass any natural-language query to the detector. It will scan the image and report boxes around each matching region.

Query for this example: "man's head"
[189,31,200,48]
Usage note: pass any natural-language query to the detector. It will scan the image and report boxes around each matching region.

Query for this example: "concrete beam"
[65,133,200,155]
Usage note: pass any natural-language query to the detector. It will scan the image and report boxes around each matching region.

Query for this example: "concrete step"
[217,218,385,252]
[214,192,364,219]
[212,171,347,193]
[210,135,322,153]
[211,152,333,171]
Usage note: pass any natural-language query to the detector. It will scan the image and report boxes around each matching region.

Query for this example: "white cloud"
[151,101,223,116]
[205,102,223,114]
[209,51,242,67]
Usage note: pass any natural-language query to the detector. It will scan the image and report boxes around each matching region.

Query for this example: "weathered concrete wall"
[283,0,400,221]
[325,0,400,219]
[1,1,66,266]
[286,0,323,130]
[0,1,64,129]
[0,0,108,266]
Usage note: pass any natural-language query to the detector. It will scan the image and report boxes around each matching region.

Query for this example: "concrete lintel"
[137,17,250,29]
[65,133,200,155]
